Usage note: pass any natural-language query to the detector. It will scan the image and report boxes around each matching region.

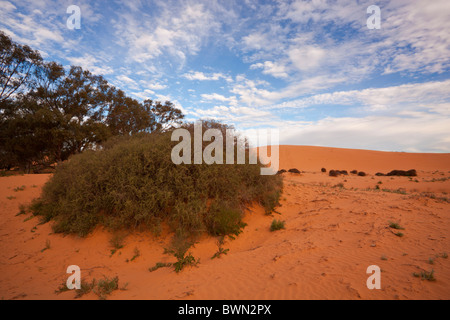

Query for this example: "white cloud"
[182,71,230,81]
[271,79,450,113]
[114,1,222,66]
[250,61,289,78]
[116,75,137,85]
[67,54,114,75]
[200,93,237,105]
[288,46,326,72]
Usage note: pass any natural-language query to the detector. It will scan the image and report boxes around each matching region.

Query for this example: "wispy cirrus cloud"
[182,71,231,82]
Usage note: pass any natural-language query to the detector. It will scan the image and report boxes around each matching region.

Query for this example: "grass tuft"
[413,269,436,281]
[388,221,405,230]
[13,185,26,192]
[149,262,172,272]
[270,219,285,232]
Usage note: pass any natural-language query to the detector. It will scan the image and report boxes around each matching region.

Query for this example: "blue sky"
[1,0,449,152]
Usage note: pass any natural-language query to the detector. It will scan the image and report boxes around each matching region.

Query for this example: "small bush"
[172,251,199,273]
[388,221,404,230]
[270,219,285,232]
[211,247,230,259]
[329,170,339,177]
[149,262,172,272]
[74,279,96,299]
[13,185,26,192]
[413,270,436,281]
[387,169,417,177]
[29,124,282,240]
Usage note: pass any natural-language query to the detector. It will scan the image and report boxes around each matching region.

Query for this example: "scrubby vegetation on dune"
[30,122,283,241]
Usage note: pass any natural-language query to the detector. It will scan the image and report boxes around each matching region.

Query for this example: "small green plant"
[93,276,119,300]
[13,185,26,192]
[16,204,26,216]
[394,232,404,237]
[74,279,96,299]
[333,183,345,189]
[381,255,388,261]
[211,247,230,259]
[57,277,123,299]
[413,269,436,281]
[41,239,51,252]
[270,219,285,232]
[23,215,34,222]
[109,233,125,256]
[382,188,407,195]
[428,258,435,265]
[441,252,448,259]
[129,247,140,262]
[6,196,16,200]
[149,262,172,272]
[163,234,200,273]
[389,221,405,230]
[173,251,199,273]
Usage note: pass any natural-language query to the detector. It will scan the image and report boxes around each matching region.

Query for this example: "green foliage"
[211,247,229,259]
[56,276,122,300]
[388,221,404,230]
[16,204,27,216]
[0,30,184,173]
[413,270,436,281]
[109,233,125,256]
[94,277,120,300]
[128,247,140,262]
[30,127,282,239]
[41,239,51,252]
[205,201,247,238]
[149,262,172,272]
[172,251,199,273]
[270,219,285,232]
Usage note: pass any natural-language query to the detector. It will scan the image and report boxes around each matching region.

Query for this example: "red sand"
[1,146,449,300]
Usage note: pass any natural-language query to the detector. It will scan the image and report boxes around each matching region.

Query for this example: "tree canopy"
[0,30,184,172]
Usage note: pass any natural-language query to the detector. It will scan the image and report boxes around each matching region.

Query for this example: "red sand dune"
[1,145,449,300]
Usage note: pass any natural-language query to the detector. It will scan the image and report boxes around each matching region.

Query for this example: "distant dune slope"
[260,145,450,172]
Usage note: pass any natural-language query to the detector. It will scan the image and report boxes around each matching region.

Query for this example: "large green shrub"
[31,126,282,238]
